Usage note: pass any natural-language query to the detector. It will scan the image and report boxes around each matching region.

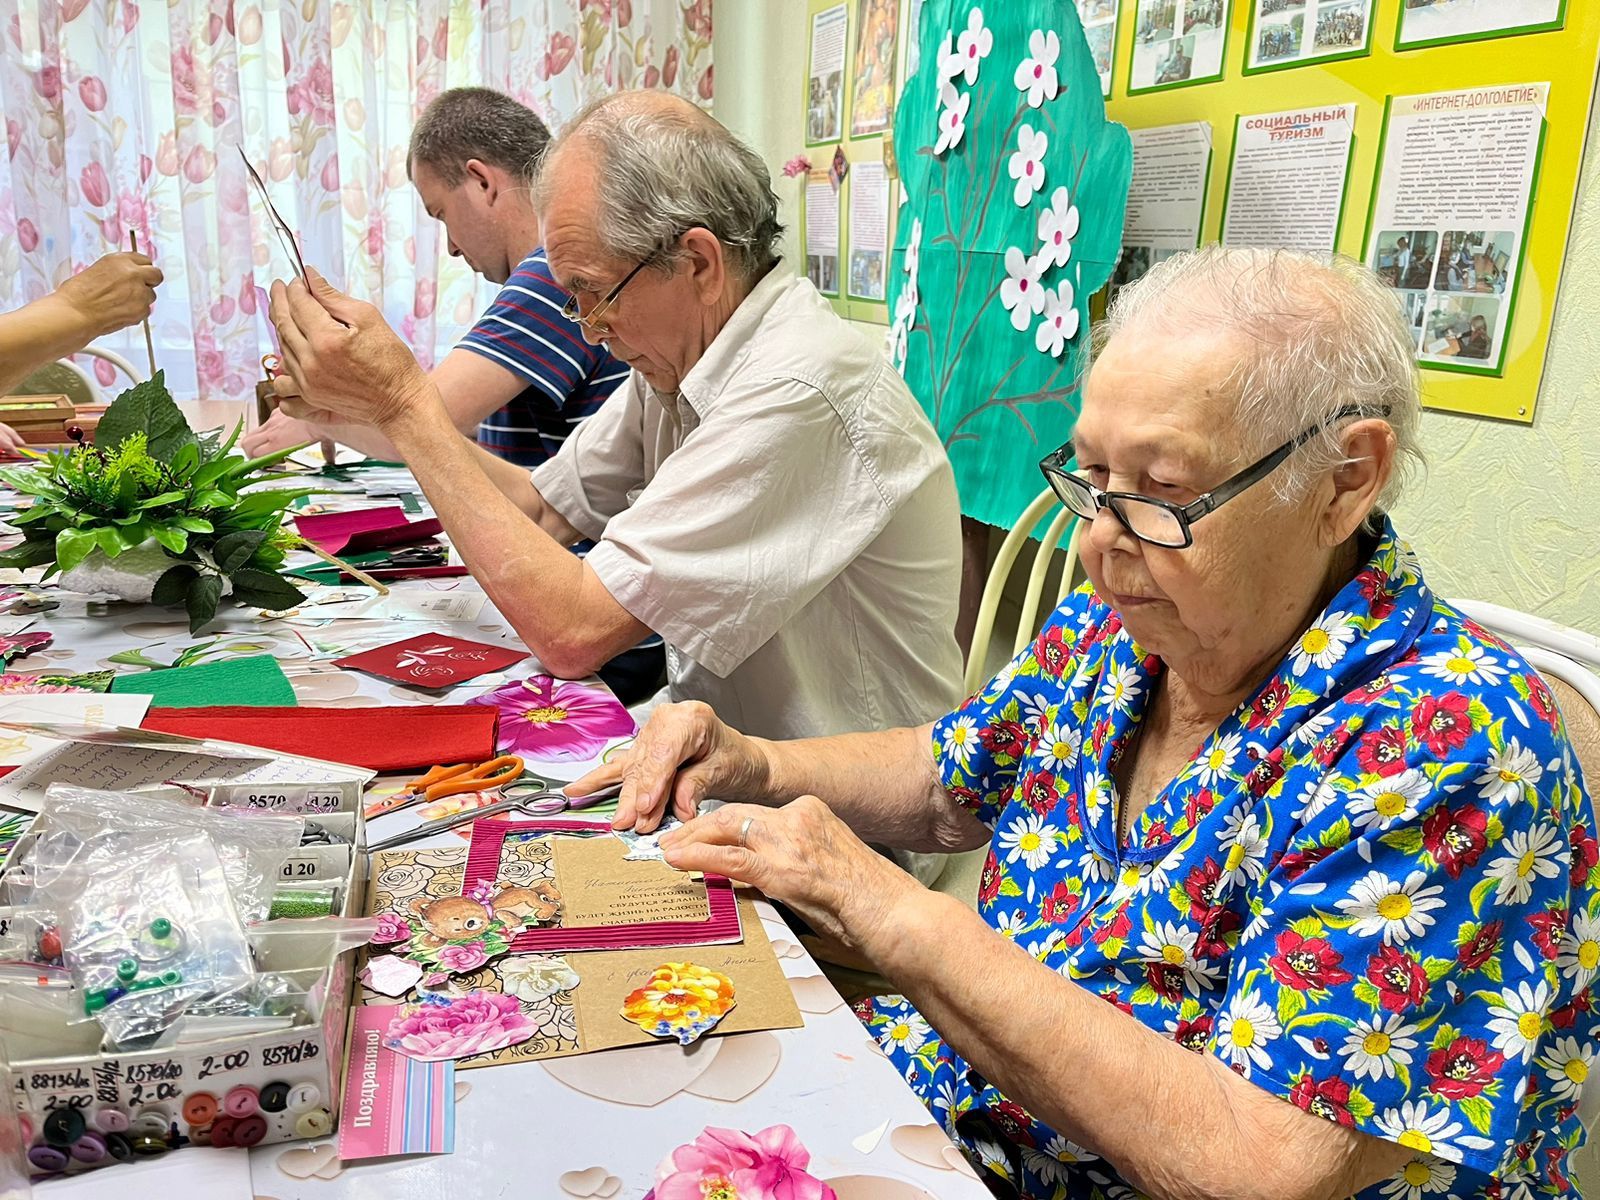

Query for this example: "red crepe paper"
[294,507,442,555]
[139,705,498,773]
[333,634,528,689]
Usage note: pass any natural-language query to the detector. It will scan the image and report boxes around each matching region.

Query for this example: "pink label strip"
[462,818,743,951]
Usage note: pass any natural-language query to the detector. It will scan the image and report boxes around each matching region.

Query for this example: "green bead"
[149,918,172,940]
[116,958,138,982]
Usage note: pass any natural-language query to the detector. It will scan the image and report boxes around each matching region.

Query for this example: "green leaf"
[94,525,140,557]
[1458,1095,1494,1135]
[998,875,1023,898]
[135,491,188,510]
[54,527,98,573]
[173,515,214,533]
[1380,827,1426,857]
[0,537,61,570]
[1346,1087,1376,1123]
[227,569,307,612]
[219,443,311,481]
[213,529,269,575]
[1319,816,1352,850]
[148,524,187,555]
[170,441,200,478]
[185,573,223,634]
[1353,979,1382,1011]
[1276,985,1307,1027]
[151,564,199,608]
[92,370,198,462]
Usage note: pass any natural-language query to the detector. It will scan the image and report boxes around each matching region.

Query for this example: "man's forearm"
[381,404,595,662]
[862,896,1407,1200]
[747,726,988,852]
[0,297,98,395]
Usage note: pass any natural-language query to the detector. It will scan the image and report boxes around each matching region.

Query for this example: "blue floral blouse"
[859,521,1597,1199]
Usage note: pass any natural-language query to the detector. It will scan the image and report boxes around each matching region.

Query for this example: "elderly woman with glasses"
[576,246,1596,1200]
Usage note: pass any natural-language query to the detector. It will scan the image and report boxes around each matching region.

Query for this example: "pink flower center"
[1055,231,1063,243]
[1034,64,1043,78]
[521,704,570,725]
[1025,161,1034,175]
[968,44,977,57]
[1019,280,1029,291]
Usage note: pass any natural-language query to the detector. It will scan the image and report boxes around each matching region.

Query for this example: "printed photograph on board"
[1372,230,1439,291]
[1248,0,1373,70]
[849,0,901,137]
[1130,0,1230,92]
[1398,0,1564,50]
[1432,230,1515,294]
[1421,293,1502,363]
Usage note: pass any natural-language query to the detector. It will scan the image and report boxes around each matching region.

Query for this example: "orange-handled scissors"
[365,756,527,820]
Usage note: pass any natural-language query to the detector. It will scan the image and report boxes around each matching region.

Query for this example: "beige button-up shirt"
[531,267,963,743]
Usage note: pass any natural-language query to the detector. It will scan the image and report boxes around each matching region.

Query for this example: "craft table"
[7,466,990,1200]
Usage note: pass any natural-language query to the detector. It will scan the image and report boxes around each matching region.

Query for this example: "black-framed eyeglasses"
[1038,404,1388,549]
[559,234,683,332]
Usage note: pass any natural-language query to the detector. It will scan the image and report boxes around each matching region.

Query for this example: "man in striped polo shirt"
[245,88,664,701]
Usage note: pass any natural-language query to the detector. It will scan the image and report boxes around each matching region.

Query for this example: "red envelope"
[333,633,529,689]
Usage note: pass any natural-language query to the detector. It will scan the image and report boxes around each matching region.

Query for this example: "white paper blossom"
[936,31,965,83]
[1008,124,1048,207]
[953,7,993,84]
[1000,246,1046,332]
[934,87,970,155]
[498,954,580,1002]
[1013,29,1061,107]
[1035,280,1078,357]
[1036,186,1080,269]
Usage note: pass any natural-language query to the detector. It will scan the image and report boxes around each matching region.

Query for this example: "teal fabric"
[888,2,1131,531]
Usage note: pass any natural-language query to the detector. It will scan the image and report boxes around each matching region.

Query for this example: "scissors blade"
[238,145,309,281]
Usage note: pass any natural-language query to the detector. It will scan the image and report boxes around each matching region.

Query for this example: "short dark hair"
[408,88,550,188]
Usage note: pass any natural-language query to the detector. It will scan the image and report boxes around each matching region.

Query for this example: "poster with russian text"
[1111,123,1213,302]
[1365,84,1547,376]
[1223,105,1355,253]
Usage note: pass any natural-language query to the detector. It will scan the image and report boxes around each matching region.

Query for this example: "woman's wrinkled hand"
[659,798,919,950]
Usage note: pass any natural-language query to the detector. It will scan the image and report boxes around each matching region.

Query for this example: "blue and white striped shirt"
[459,247,630,469]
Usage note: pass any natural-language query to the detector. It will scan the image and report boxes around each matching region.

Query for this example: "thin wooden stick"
[128,231,157,377]
[295,538,392,596]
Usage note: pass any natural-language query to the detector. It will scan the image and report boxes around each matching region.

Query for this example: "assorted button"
[231,1115,268,1147]
[294,1108,333,1139]
[41,1107,86,1147]
[93,1108,130,1133]
[128,1132,169,1156]
[104,1132,133,1161]
[285,1083,322,1112]
[259,1080,291,1113]
[26,1145,67,1172]
[209,1115,238,1148]
[69,1132,108,1163]
[129,1112,169,1138]
[182,1092,218,1127]
[222,1085,258,1118]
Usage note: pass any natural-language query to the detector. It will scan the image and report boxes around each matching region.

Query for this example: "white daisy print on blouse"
[1377,1157,1457,1200]
[1292,776,1341,823]
[1372,1101,1463,1158]
[1539,1035,1594,1103]
[1097,661,1142,713]
[878,1012,932,1055]
[1348,769,1432,833]
[998,811,1059,870]
[1218,808,1269,886]
[1558,908,1600,991]
[941,715,980,768]
[1216,989,1282,1075]
[1291,612,1357,675]
[1038,722,1081,771]
[1486,979,1553,1064]
[1136,921,1220,995]
[1013,28,1060,108]
[1008,124,1049,207]
[1476,738,1545,805]
[1485,820,1563,906]
[1335,869,1446,945]
[1022,1134,1099,1186]
[1195,730,1244,787]
[1339,1012,1420,1082]
[1421,643,1507,686]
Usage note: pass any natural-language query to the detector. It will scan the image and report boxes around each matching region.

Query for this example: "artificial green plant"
[0,371,314,632]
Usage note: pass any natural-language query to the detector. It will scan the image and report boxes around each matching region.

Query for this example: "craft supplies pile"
[0,380,801,1182]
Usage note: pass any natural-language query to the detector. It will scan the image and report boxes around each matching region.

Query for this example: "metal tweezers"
[365,781,624,853]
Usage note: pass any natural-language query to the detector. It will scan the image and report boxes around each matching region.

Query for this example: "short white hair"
[1097,245,1424,514]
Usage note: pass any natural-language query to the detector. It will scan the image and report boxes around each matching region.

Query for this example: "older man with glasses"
[268,92,963,880]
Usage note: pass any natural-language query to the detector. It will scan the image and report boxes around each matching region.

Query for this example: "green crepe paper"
[889,1,1132,532]
[110,654,297,708]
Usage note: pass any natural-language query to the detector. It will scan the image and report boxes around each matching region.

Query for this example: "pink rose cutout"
[654,1125,837,1200]
[436,941,490,974]
[369,912,412,945]
[384,991,538,1061]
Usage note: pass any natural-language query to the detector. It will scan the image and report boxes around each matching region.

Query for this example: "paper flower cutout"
[499,953,581,1002]
[953,8,992,85]
[1008,124,1048,207]
[1013,29,1060,108]
[384,991,539,1062]
[904,216,923,288]
[1035,281,1079,358]
[934,87,970,155]
[935,31,964,83]
[0,631,52,664]
[622,962,737,1046]
[781,154,812,178]
[370,912,412,945]
[469,675,636,762]
[652,1125,838,1200]
[436,941,491,973]
[1000,247,1046,332]
[362,954,425,998]
[1037,186,1080,269]
[0,673,83,693]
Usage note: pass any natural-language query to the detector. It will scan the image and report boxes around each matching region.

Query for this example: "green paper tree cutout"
[889,1,1132,531]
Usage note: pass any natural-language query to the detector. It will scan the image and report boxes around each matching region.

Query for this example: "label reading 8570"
[225,787,343,813]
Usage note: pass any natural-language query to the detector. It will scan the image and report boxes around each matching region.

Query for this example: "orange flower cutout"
[621,961,737,1045]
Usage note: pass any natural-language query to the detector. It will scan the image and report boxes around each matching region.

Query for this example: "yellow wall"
[713,5,1600,631]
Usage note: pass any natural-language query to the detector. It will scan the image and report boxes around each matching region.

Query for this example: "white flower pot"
[58,539,218,605]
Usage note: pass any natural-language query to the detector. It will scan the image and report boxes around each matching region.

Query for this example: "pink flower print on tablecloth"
[469,675,636,762]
